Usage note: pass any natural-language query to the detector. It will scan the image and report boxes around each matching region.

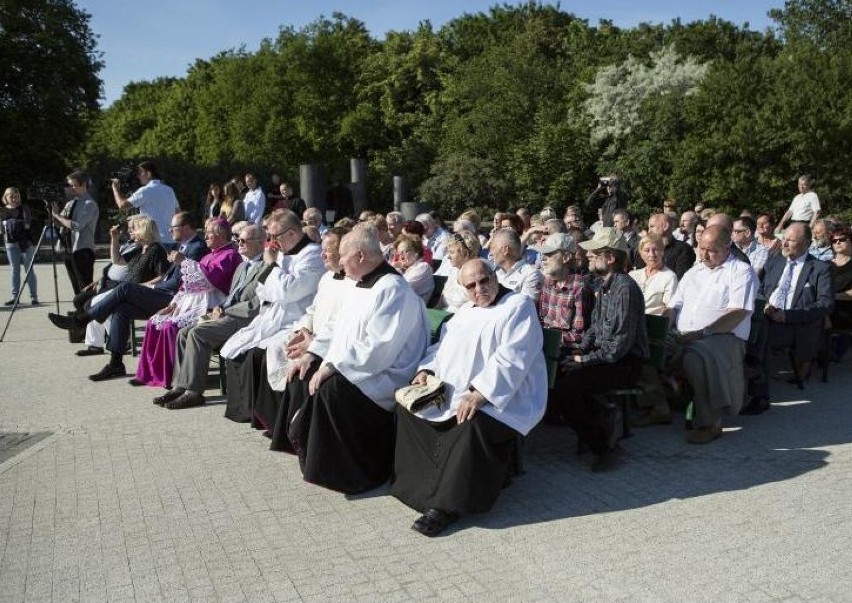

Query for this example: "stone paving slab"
[1,262,851,602]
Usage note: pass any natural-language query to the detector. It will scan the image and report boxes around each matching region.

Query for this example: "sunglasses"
[831,237,849,244]
[453,233,468,250]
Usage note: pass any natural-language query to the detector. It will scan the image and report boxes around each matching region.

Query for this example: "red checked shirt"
[537,273,593,348]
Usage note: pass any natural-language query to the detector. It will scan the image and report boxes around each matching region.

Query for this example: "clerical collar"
[332,270,346,280]
[489,285,512,307]
[285,234,312,256]
[357,261,397,288]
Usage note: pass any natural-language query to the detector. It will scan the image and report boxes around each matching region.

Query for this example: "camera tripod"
[0,201,62,342]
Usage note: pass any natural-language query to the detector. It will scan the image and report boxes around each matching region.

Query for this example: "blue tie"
[774,259,796,309]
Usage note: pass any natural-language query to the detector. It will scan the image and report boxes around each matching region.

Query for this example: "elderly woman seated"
[390,234,435,303]
[132,218,242,388]
[629,232,679,427]
[435,231,482,313]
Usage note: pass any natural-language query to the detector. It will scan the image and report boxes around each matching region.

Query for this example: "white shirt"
[629,266,679,316]
[437,266,470,313]
[426,227,450,260]
[322,271,430,411]
[668,254,757,341]
[128,180,180,243]
[768,252,808,311]
[243,187,266,225]
[220,241,325,358]
[402,260,434,303]
[417,291,547,435]
[788,191,820,221]
[495,260,543,301]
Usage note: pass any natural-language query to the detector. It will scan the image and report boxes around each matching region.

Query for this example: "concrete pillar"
[299,164,325,213]
[350,158,367,215]
[393,176,407,212]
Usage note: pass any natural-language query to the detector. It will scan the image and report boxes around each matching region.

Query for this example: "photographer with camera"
[1,187,39,305]
[111,161,180,243]
[50,171,99,296]
[584,174,628,228]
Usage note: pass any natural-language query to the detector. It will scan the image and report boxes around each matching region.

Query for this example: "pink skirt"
[134,320,180,388]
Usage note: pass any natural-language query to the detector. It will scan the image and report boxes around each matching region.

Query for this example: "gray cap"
[578,227,628,252]
[532,232,576,254]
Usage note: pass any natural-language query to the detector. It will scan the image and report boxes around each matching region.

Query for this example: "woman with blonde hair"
[219,181,246,225]
[629,233,678,315]
[437,231,482,312]
[1,187,38,304]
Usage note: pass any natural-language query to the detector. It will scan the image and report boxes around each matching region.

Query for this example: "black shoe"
[154,388,185,406]
[88,363,127,382]
[591,446,624,473]
[128,378,145,386]
[48,312,89,330]
[411,508,459,537]
[165,391,206,410]
[75,346,104,357]
[740,396,770,416]
[30,298,39,305]
[4,299,15,306]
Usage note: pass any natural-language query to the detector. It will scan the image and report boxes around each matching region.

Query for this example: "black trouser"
[64,248,95,295]
[550,355,642,454]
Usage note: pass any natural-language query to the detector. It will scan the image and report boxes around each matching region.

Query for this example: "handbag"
[395,374,446,413]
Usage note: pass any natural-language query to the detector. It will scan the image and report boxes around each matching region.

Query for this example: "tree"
[0,0,102,187]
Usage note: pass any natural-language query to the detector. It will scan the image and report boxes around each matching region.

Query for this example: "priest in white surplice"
[285,224,430,494]
[391,259,547,537]
[219,210,325,423]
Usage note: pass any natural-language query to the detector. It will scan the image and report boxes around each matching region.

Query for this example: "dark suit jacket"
[155,234,210,295]
[760,253,834,324]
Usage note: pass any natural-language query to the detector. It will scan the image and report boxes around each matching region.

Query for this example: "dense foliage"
[6,1,852,224]
[0,0,102,188]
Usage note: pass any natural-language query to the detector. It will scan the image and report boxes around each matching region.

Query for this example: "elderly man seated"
[284,224,430,494]
[490,227,543,300]
[391,259,547,536]
[664,225,758,443]
[550,228,648,471]
[745,222,833,413]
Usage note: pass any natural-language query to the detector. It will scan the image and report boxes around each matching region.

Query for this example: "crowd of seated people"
[46,173,852,537]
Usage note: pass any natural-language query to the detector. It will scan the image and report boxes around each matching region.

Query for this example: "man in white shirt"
[391,259,547,536]
[491,228,543,300]
[665,225,757,444]
[111,161,180,243]
[777,174,820,231]
[416,212,449,261]
[285,224,430,494]
[242,173,266,225]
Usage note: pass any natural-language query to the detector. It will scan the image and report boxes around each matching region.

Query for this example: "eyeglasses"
[169,224,185,230]
[463,276,492,291]
[237,237,253,245]
[832,237,849,244]
[733,228,749,234]
[267,228,292,241]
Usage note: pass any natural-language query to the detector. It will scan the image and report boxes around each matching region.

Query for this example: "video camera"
[25,182,66,204]
[111,164,141,196]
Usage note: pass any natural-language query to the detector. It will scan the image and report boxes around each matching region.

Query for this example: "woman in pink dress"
[133,218,242,388]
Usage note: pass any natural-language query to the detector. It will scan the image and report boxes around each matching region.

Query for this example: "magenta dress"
[135,244,242,387]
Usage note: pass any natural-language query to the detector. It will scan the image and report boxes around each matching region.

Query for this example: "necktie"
[224,263,252,308]
[773,259,796,310]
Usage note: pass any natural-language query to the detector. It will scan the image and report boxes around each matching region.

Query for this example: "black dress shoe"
[75,346,104,357]
[154,388,185,406]
[166,391,206,410]
[411,508,459,537]
[88,363,127,382]
[128,378,145,386]
[591,446,624,473]
[740,396,770,416]
[48,312,89,330]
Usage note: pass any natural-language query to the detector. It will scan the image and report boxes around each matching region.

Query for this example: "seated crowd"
[47,184,851,537]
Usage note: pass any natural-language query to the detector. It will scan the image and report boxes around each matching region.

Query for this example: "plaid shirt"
[537,272,592,347]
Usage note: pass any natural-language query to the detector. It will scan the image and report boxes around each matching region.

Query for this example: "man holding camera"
[585,174,628,228]
[111,161,180,243]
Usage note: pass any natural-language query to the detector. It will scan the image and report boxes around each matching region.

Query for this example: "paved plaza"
[1,262,851,603]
